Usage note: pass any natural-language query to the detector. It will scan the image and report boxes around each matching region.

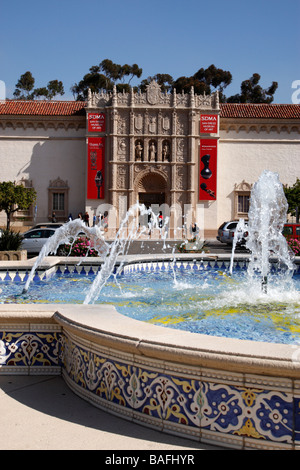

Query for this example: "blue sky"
[1,0,299,103]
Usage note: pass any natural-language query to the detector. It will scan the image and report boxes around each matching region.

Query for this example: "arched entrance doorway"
[135,171,168,208]
[134,171,169,233]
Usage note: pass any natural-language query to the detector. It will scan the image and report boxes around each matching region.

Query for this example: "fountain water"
[229,218,247,275]
[22,218,109,294]
[22,203,168,300]
[245,170,295,292]
[8,170,299,344]
[19,171,298,322]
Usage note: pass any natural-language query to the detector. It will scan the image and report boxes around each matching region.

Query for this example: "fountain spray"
[245,170,294,292]
[22,204,168,300]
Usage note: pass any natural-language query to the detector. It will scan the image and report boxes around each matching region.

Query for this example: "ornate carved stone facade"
[86,81,220,228]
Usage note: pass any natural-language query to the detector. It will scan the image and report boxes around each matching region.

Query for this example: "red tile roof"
[0,100,299,120]
[0,100,86,116]
[220,103,300,119]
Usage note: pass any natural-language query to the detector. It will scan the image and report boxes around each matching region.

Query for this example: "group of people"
[76,211,109,231]
[51,210,109,232]
[52,208,199,239]
[147,210,164,234]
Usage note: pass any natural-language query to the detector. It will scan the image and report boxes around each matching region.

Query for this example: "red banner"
[88,113,106,132]
[199,139,217,200]
[87,137,105,199]
[200,114,218,134]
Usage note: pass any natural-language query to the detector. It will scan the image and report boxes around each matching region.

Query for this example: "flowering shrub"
[60,237,98,257]
[288,238,300,256]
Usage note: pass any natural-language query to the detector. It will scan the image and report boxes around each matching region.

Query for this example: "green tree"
[13,71,35,99]
[284,178,300,223]
[227,73,278,103]
[0,181,37,229]
[99,59,142,85]
[71,59,143,100]
[172,75,210,95]
[71,71,110,100]
[14,72,65,100]
[172,64,232,101]
[194,64,232,97]
[34,80,65,100]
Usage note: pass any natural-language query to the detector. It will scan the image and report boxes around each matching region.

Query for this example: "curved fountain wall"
[1,255,300,450]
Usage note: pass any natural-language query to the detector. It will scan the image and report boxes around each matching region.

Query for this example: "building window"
[234,180,252,219]
[238,194,250,214]
[48,177,69,221]
[52,192,65,212]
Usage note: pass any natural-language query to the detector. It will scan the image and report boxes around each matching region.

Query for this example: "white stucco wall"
[0,124,86,227]
[216,126,300,230]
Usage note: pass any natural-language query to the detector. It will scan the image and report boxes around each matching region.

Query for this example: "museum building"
[0,81,299,237]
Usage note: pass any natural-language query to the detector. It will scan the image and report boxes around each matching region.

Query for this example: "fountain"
[17,170,298,345]
[1,170,300,449]
[245,170,295,292]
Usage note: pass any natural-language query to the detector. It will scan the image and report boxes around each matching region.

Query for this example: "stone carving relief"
[146,81,161,105]
[176,138,186,162]
[175,93,189,107]
[195,93,212,108]
[134,91,147,106]
[117,91,130,105]
[234,180,252,192]
[117,110,129,135]
[148,115,157,134]
[48,177,69,189]
[87,88,112,107]
[117,165,127,189]
[117,138,127,161]
[160,113,171,135]
[176,112,188,135]
[175,166,187,190]
[134,114,143,134]
[88,81,220,111]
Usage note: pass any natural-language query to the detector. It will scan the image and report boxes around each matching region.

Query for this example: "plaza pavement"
[0,375,224,451]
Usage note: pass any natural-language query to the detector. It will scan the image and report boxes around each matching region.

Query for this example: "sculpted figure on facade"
[148,141,156,162]
[135,140,143,161]
[162,141,170,162]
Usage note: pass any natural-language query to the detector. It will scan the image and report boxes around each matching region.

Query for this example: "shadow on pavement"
[0,375,224,450]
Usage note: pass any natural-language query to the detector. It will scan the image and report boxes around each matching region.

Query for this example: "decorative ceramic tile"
[0,329,63,369]
[200,382,293,444]
[1,322,300,448]
[61,334,297,446]
[0,258,299,282]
